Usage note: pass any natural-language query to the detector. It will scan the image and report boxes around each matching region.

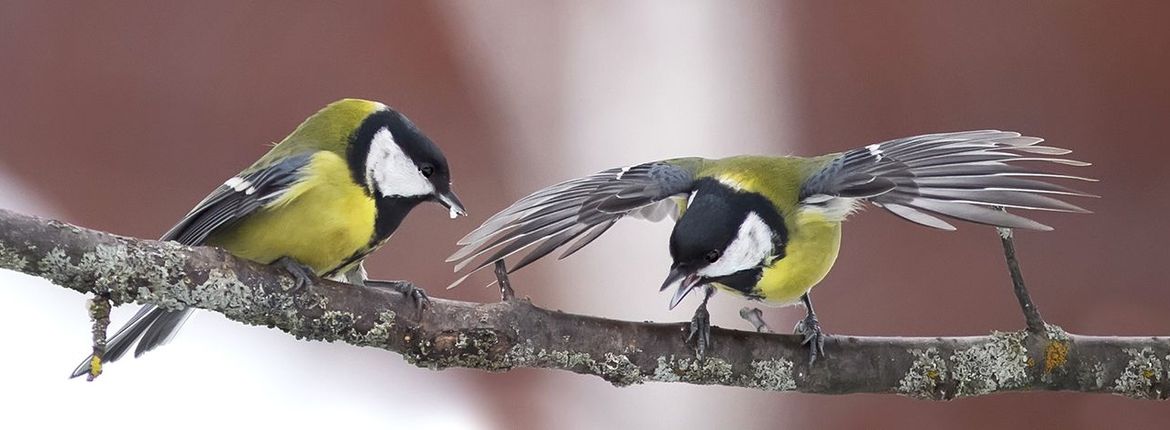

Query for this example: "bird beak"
[436,190,467,219]
[660,265,703,310]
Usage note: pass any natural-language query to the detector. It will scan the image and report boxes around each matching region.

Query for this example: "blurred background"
[2,1,1168,428]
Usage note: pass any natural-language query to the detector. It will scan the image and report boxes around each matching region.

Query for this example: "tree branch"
[0,208,1166,399]
[995,207,1046,333]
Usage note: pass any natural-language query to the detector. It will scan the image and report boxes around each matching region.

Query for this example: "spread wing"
[161,152,313,245]
[447,159,701,287]
[799,130,1095,230]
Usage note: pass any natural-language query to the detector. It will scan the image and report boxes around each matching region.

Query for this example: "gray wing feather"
[801,130,1094,231]
[162,153,313,244]
[448,160,699,287]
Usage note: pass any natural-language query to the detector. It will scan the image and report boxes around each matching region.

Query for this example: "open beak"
[660,265,704,310]
[436,190,467,219]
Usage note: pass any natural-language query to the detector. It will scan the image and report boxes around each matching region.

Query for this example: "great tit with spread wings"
[71,98,466,378]
[448,131,1091,361]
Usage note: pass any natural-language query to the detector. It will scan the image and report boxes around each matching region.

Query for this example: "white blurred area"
[450,1,797,428]
[1,2,799,428]
[0,168,491,428]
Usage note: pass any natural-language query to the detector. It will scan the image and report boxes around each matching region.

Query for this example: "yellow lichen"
[88,356,102,380]
[1044,340,1069,373]
[926,369,940,381]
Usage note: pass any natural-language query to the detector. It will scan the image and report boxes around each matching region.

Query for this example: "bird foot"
[274,257,316,293]
[686,305,712,359]
[794,313,827,365]
[365,280,431,312]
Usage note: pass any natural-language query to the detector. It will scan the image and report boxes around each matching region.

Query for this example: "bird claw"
[794,313,827,365]
[275,257,316,294]
[365,280,431,312]
[686,305,712,359]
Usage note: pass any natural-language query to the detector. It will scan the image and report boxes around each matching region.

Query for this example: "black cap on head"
[348,107,465,217]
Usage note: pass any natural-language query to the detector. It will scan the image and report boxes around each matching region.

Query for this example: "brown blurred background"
[2,1,1168,428]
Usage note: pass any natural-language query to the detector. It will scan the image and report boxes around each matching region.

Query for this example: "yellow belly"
[205,152,376,275]
[732,210,841,306]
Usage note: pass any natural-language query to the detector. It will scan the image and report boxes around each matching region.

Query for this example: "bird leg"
[686,286,716,359]
[738,307,774,333]
[339,263,429,314]
[794,293,827,365]
[274,256,316,293]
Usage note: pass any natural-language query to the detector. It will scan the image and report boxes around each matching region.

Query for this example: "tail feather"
[68,305,191,379]
[135,308,194,358]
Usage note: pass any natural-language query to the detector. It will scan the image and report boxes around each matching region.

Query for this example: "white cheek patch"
[366,128,434,198]
[697,212,774,278]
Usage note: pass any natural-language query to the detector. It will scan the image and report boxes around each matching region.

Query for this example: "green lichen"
[652,356,681,382]
[506,340,597,372]
[406,329,509,371]
[360,310,396,345]
[0,244,28,271]
[1113,348,1164,399]
[600,353,643,386]
[497,341,643,386]
[1044,323,1069,341]
[28,240,306,330]
[746,358,796,391]
[648,354,790,389]
[304,309,397,346]
[951,330,1029,397]
[898,348,948,399]
[647,355,734,385]
[82,244,178,300]
[309,310,358,339]
[36,247,74,286]
[183,268,257,312]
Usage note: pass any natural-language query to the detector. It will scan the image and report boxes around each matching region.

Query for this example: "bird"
[446,130,1093,362]
[70,98,466,378]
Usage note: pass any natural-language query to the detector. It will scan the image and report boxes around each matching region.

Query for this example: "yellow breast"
[749,210,842,306]
[205,151,377,275]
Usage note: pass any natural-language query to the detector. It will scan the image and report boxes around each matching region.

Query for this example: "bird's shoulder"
[695,155,825,212]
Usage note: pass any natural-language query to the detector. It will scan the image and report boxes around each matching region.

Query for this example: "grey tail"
[68,305,194,378]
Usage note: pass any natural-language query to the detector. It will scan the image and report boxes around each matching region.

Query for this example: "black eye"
[420,164,435,178]
[704,249,722,263]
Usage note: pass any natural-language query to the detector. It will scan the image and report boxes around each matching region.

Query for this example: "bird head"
[661,180,785,309]
[341,100,466,217]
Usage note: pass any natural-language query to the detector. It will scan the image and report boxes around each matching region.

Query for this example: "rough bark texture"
[0,208,1166,399]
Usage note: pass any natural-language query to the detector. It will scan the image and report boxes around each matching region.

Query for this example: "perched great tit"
[448,131,1091,361]
[70,98,466,378]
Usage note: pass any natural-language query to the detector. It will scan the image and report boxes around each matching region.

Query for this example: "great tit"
[447,131,1091,361]
[70,98,466,378]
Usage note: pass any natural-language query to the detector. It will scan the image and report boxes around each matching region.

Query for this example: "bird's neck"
[373,196,427,243]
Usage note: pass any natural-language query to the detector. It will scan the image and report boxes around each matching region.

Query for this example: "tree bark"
[0,208,1166,399]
